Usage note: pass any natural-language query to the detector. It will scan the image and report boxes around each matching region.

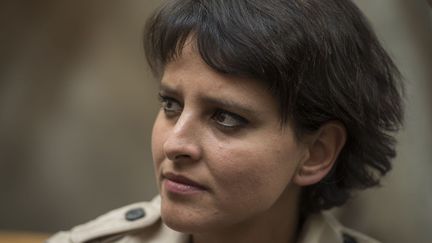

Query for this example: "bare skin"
[191,185,301,243]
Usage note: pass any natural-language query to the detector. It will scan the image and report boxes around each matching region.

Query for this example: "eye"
[158,94,182,115]
[212,110,248,128]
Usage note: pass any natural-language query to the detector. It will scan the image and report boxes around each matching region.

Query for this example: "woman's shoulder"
[46,196,187,243]
[298,212,381,243]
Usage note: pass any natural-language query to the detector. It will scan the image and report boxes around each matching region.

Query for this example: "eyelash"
[158,94,182,115]
[211,110,249,129]
[158,94,249,130]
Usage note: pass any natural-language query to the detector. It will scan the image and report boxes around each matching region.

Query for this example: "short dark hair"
[143,0,404,213]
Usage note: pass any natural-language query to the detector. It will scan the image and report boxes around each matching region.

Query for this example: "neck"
[192,186,301,243]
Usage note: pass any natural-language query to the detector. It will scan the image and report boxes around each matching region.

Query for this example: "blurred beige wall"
[0,0,162,232]
[336,1,432,243]
[0,1,431,242]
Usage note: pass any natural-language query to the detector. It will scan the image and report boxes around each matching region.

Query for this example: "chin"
[161,210,209,233]
[160,202,222,233]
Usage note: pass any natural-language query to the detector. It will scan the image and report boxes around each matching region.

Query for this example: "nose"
[163,113,203,163]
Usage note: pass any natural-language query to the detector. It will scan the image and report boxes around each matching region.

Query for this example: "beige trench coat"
[47,196,380,243]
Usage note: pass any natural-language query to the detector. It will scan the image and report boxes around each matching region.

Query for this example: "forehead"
[161,42,280,115]
[162,41,253,90]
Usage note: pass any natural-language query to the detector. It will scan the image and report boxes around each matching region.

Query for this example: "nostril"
[164,145,198,162]
[174,154,191,160]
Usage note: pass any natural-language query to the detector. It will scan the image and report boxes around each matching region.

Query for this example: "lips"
[163,172,207,190]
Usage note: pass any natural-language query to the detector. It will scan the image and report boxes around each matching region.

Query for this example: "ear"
[293,121,347,186]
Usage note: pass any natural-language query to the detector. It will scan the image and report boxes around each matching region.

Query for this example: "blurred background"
[0,0,431,242]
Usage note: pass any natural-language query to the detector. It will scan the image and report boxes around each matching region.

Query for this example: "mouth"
[162,172,208,194]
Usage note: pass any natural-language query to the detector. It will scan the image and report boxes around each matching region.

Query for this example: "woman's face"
[151,43,308,233]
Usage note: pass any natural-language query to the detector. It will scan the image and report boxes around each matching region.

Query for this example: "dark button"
[343,233,358,243]
[125,208,146,221]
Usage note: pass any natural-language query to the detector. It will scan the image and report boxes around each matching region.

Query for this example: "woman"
[48,0,403,242]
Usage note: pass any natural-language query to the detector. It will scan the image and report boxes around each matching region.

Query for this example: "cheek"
[209,142,299,211]
[151,113,165,173]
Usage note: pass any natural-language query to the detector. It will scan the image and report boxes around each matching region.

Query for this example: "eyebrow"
[159,83,257,115]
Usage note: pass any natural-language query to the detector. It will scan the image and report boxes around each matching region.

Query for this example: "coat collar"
[63,195,354,243]
[151,196,343,243]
